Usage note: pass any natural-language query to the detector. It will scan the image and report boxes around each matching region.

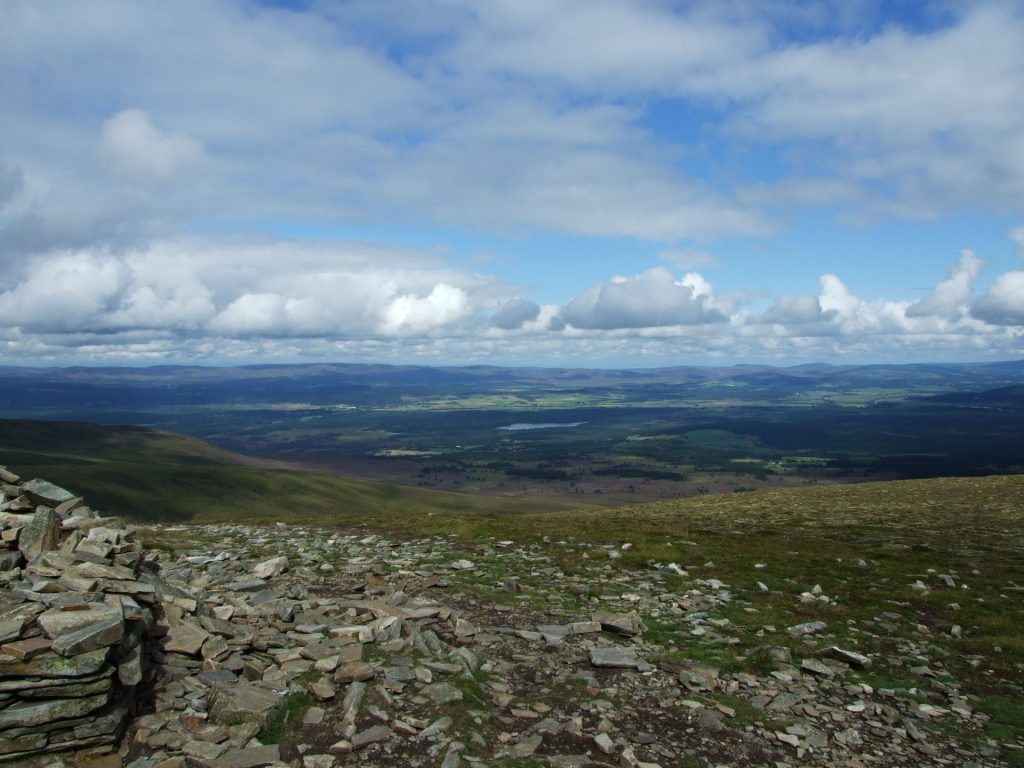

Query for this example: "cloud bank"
[1,238,1020,365]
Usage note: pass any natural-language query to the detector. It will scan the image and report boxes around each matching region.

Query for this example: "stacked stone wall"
[0,466,158,762]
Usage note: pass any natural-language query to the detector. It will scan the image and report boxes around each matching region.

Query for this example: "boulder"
[252,556,288,579]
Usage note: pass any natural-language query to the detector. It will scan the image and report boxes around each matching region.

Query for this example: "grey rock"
[593,732,615,754]
[225,577,267,592]
[37,603,123,640]
[696,707,724,732]
[0,691,110,730]
[676,660,719,691]
[352,724,393,749]
[801,658,837,677]
[199,668,240,686]
[207,745,281,768]
[334,661,375,683]
[787,620,828,636]
[18,507,61,562]
[510,734,543,757]
[252,555,288,579]
[818,645,872,669]
[423,682,464,704]
[163,620,211,655]
[51,614,125,657]
[592,610,645,636]
[591,645,645,669]
[0,646,110,679]
[20,479,76,506]
[208,682,285,728]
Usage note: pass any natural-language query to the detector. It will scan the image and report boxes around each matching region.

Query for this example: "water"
[496,421,586,431]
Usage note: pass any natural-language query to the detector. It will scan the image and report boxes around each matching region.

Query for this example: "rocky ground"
[48,519,1011,768]
[3,462,1018,768]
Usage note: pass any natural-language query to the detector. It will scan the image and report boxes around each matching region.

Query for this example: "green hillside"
[0,419,575,523]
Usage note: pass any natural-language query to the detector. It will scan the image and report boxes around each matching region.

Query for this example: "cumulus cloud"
[0,239,501,341]
[972,272,1024,325]
[562,267,726,330]
[491,299,540,330]
[0,252,127,332]
[97,109,204,181]
[381,284,470,335]
[906,250,981,319]
[760,294,830,325]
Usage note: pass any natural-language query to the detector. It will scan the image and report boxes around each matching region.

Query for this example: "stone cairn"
[0,465,159,762]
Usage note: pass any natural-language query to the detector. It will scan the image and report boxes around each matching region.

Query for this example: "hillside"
[0,419,577,523]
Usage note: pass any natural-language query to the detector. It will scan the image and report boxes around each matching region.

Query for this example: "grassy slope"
[0,419,576,522]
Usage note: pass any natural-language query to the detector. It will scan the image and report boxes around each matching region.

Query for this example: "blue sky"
[1,1,1023,367]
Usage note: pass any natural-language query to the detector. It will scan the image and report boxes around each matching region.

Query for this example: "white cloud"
[0,252,127,331]
[562,267,726,330]
[0,239,501,340]
[381,283,470,335]
[98,109,204,181]
[760,294,829,325]
[906,250,981,319]
[491,299,541,330]
[972,272,1024,326]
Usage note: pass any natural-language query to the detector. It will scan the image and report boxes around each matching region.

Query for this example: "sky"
[1,0,1024,368]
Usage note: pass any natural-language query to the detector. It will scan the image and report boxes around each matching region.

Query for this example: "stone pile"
[0,466,158,762]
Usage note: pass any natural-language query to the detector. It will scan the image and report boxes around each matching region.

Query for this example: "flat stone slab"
[0,691,110,730]
[225,578,267,593]
[52,614,125,657]
[818,646,872,669]
[163,620,211,656]
[352,724,393,749]
[592,611,645,637]
[20,479,76,506]
[209,682,285,728]
[788,621,828,636]
[37,603,124,641]
[208,745,281,768]
[0,646,110,680]
[590,645,648,669]
[0,637,52,661]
